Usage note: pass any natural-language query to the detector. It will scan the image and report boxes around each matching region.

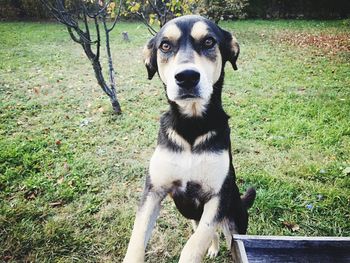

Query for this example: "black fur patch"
[217,174,249,234]
[171,181,212,221]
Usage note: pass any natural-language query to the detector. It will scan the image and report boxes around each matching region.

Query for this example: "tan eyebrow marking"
[162,24,182,41]
[191,21,209,40]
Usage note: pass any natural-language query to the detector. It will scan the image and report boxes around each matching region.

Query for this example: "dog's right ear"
[143,37,157,80]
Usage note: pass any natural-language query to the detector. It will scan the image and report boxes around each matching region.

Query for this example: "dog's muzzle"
[175,69,201,99]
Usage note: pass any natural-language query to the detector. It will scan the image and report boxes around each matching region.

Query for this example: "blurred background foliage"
[0,0,349,21]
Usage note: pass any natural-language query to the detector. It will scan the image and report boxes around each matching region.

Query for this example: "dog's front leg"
[123,190,165,263]
[179,196,220,263]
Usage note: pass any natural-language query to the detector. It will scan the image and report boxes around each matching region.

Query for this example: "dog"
[123,15,256,263]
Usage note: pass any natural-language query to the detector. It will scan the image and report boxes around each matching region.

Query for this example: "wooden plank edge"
[233,235,350,242]
[231,240,249,263]
[232,234,350,249]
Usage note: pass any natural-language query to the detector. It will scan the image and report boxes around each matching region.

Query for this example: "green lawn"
[0,19,349,262]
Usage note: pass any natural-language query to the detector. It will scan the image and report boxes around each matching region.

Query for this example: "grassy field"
[0,19,349,262]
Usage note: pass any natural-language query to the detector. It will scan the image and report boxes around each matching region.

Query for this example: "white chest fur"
[149,146,229,194]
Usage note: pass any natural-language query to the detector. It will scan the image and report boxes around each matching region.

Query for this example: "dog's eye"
[160,41,171,52]
[203,37,216,49]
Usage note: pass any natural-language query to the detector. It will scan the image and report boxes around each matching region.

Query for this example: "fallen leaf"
[283,221,300,232]
[26,192,36,200]
[55,140,61,146]
[63,162,69,172]
[33,87,40,95]
[292,224,300,232]
[49,201,63,207]
[3,255,13,261]
[342,167,350,175]
[279,32,350,56]
[25,189,38,200]
[57,177,64,185]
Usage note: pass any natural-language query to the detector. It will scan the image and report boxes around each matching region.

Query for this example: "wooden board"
[231,235,350,263]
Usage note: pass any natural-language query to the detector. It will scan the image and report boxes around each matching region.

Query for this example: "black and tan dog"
[123,15,256,263]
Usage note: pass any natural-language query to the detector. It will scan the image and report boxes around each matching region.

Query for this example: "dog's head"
[143,15,239,117]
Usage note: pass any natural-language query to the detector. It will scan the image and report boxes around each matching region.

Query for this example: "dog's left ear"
[143,37,158,80]
[221,29,240,71]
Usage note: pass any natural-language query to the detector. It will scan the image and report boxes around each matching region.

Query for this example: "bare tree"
[41,0,122,114]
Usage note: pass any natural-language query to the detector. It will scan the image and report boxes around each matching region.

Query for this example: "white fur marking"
[179,197,220,263]
[193,131,217,148]
[193,50,222,90]
[123,193,162,263]
[166,128,191,151]
[149,147,229,192]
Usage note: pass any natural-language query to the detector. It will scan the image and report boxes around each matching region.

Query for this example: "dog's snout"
[175,69,200,89]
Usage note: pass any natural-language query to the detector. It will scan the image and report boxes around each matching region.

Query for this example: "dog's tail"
[241,187,256,209]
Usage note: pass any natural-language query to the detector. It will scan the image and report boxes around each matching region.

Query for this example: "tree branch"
[108,0,123,33]
[41,0,122,114]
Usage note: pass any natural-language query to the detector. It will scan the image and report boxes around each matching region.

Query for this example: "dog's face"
[144,15,239,117]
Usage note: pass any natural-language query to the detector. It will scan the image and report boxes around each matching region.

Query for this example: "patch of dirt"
[279,32,350,55]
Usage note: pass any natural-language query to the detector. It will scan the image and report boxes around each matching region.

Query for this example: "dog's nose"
[175,69,200,89]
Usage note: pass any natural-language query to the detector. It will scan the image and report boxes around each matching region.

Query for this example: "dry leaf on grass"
[283,221,300,232]
[279,32,350,55]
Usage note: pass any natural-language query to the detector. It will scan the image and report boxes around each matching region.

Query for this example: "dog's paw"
[179,243,202,263]
[207,242,219,258]
[206,232,219,259]
[179,252,201,263]
[123,253,144,263]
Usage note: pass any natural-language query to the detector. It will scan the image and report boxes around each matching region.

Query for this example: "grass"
[0,19,349,262]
